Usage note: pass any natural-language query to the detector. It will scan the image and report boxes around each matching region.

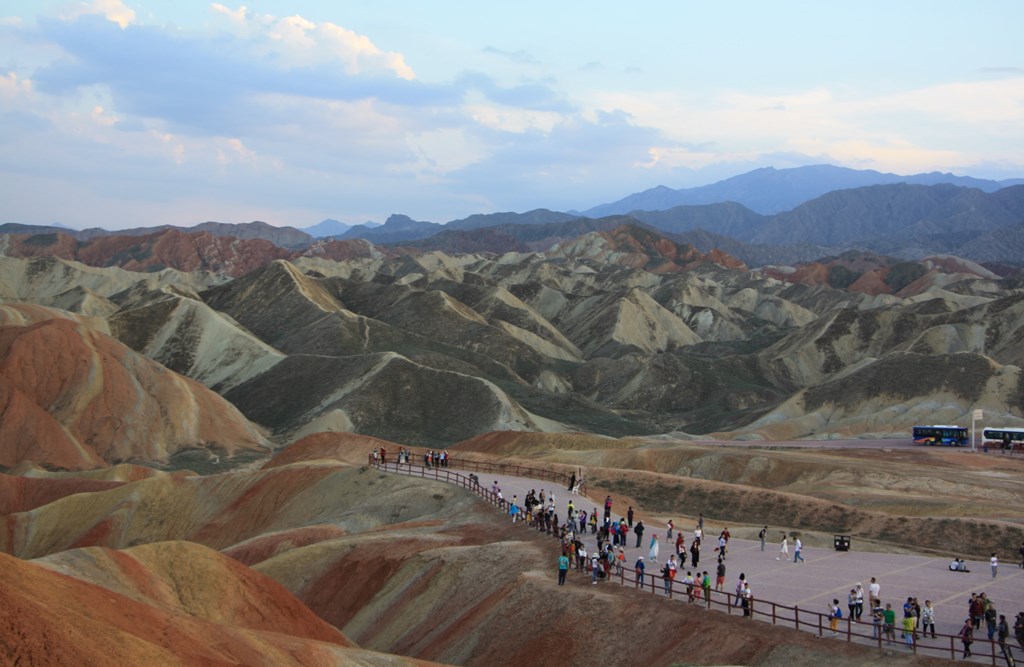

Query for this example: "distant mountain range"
[582,164,1024,216]
[4,165,1024,266]
[302,218,381,237]
[336,214,441,244]
[0,221,315,249]
[338,183,1024,265]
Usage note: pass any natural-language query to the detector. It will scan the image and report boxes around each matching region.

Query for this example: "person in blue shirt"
[557,553,569,586]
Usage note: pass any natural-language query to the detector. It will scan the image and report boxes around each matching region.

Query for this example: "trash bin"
[833,535,851,551]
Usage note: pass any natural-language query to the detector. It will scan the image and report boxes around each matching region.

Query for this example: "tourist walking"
[557,553,569,585]
[649,533,660,562]
[634,521,645,548]
[758,525,767,551]
[793,537,805,563]
[777,533,788,560]
[960,617,974,658]
[992,552,999,579]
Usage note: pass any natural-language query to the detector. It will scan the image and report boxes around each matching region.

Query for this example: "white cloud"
[860,77,1024,125]
[465,101,561,134]
[0,71,33,99]
[406,128,490,175]
[587,76,1024,177]
[210,4,415,80]
[3,3,1020,228]
[60,0,136,28]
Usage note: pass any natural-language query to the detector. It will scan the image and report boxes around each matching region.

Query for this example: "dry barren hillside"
[1,432,956,667]
[451,431,1024,559]
[1,227,1022,665]
[0,541,441,666]
[3,226,1024,453]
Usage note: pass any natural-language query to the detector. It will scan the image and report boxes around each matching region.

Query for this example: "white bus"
[982,427,1024,452]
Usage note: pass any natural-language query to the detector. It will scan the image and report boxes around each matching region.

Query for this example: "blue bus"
[912,425,969,446]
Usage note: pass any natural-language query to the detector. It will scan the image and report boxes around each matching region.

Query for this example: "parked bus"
[912,425,969,446]
[982,427,1024,452]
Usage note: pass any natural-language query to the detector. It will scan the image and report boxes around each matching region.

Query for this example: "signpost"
[972,409,983,452]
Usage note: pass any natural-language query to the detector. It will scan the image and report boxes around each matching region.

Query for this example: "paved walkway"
[383,464,1024,660]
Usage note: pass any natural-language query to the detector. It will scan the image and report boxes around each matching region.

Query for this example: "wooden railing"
[369,459,1010,665]
[369,451,585,495]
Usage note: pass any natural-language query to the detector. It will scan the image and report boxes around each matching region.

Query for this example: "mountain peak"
[583,164,1018,217]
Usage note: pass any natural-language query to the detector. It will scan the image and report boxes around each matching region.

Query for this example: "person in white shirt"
[868,577,881,607]
[777,533,788,560]
[991,553,999,579]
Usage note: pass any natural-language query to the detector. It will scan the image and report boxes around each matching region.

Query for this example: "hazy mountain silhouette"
[583,164,1024,216]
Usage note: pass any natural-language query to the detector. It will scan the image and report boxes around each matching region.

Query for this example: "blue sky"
[1,1,1022,229]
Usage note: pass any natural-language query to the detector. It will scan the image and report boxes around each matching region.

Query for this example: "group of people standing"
[369,447,449,466]
[555,503,758,617]
[634,513,722,574]
[549,488,1024,661]
[958,591,1023,658]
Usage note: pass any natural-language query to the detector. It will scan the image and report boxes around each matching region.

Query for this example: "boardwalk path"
[376,461,1024,662]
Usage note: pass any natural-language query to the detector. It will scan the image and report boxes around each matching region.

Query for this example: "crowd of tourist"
[370,451,1024,661]
[542,492,1024,660]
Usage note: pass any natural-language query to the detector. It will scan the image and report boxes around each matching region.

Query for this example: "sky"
[1,1,1022,230]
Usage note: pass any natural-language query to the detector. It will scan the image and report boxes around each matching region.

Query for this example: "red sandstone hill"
[0,541,436,666]
[551,223,746,273]
[0,316,270,470]
[4,229,291,277]
[1,447,965,666]
[262,431,400,469]
[2,229,383,277]
[759,252,999,296]
[0,475,125,514]
[2,225,747,279]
